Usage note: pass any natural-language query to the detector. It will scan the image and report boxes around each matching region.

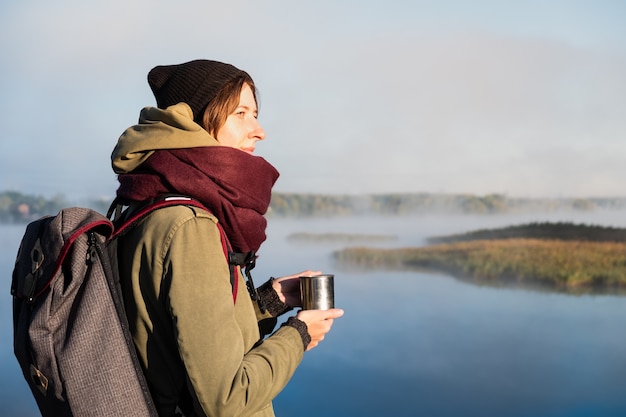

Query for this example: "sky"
[1,0,625,200]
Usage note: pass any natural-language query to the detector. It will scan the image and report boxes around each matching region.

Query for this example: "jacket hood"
[111,103,219,174]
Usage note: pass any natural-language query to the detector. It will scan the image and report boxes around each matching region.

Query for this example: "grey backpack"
[11,198,236,416]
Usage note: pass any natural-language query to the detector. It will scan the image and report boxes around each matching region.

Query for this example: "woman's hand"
[272,270,321,308]
[296,308,344,351]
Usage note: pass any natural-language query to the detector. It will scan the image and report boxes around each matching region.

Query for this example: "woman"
[110,59,344,417]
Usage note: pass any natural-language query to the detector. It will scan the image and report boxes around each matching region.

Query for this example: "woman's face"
[216,83,265,154]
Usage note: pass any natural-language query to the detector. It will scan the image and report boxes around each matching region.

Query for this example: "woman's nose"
[250,119,266,141]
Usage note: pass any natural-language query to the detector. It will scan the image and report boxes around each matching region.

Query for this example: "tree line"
[267,192,626,217]
[2,190,626,224]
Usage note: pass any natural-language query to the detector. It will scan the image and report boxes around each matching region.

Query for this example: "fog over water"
[2,210,626,416]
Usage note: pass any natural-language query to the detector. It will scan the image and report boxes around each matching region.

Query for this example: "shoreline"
[332,222,626,295]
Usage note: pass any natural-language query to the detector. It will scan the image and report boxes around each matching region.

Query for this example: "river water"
[2,210,626,417]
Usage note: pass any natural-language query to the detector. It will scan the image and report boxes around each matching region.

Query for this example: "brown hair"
[200,74,259,138]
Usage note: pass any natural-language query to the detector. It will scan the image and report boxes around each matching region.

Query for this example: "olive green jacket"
[113,104,304,417]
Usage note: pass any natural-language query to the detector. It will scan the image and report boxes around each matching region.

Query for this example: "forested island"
[3,190,626,223]
[334,222,626,294]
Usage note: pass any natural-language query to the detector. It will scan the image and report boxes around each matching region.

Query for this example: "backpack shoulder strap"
[109,195,239,302]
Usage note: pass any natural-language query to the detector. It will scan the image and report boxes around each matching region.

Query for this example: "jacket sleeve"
[253,278,291,337]
[164,214,304,416]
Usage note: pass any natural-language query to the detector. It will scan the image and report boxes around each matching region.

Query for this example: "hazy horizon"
[6,187,626,202]
[1,1,625,200]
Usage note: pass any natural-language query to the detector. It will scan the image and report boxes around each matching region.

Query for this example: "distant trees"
[2,190,626,223]
[269,193,356,216]
[0,191,111,223]
[457,193,508,214]
[269,192,626,217]
[0,191,69,223]
[428,222,626,244]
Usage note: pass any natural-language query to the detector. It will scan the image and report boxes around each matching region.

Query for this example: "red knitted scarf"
[115,147,279,253]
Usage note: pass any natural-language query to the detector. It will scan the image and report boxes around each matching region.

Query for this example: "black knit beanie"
[147,59,249,122]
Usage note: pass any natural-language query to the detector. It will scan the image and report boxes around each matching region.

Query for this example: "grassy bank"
[333,223,626,293]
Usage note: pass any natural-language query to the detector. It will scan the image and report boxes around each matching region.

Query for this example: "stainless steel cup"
[300,274,334,310]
